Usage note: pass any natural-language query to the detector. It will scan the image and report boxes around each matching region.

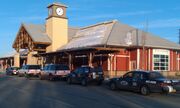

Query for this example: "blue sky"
[0,0,180,56]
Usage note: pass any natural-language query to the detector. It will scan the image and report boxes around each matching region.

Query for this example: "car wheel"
[140,86,150,95]
[25,74,30,79]
[97,81,102,86]
[18,74,22,77]
[38,74,43,80]
[49,74,54,81]
[110,82,117,90]
[81,79,87,86]
[67,77,72,84]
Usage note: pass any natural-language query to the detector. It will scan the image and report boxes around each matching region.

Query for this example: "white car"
[39,64,70,80]
[18,65,41,77]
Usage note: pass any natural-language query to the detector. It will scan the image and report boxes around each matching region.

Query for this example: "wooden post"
[14,53,20,67]
[69,54,72,70]
[89,53,93,67]
[100,54,103,66]
[10,59,13,67]
[108,54,113,78]
[41,57,44,68]
[53,55,56,64]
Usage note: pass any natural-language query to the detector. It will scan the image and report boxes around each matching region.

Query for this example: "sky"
[0,0,180,56]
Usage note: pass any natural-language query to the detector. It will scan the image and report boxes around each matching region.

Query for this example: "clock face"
[56,8,64,16]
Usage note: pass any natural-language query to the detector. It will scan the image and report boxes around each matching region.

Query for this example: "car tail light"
[159,83,169,87]
[88,73,91,78]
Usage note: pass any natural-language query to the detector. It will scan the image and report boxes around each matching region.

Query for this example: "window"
[55,65,69,70]
[153,54,169,71]
[123,72,133,79]
[133,73,141,79]
[28,65,41,69]
[50,65,56,70]
[148,72,164,79]
[84,67,90,73]
[77,68,84,74]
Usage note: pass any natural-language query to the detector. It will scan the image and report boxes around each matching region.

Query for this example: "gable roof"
[13,23,79,48]
[107,21,180,50]
[59,20,180,51]
[23,23,51,43]
[12,23,51,48]
[58,20,116,50]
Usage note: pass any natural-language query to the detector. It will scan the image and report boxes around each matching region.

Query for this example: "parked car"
[66,66,104,86]
[39,64,70,80]
[108,71,177,95]
[6,67,20,75]
[18,65,41,77]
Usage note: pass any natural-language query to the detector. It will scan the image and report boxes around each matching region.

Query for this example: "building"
[0,2,180,77]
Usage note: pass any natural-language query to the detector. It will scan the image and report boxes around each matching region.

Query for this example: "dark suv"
[6,67,19,75]
[109,71,177,95]
[39,64,70,80]
[66,66,104,86]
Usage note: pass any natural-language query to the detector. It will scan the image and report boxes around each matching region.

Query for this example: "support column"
[137,49,140,69]
[10,59,13,67]
[14,53,20,67]
[108,54,113,78]
[41,57,44,68]
[100,54,103,66]
[114,55,117,77]
[27,51,38,65]
[69,54,72,70]
[110,55,113,78]
[89,53,93,67]
[5,59,8,69]
[53,56,56,64]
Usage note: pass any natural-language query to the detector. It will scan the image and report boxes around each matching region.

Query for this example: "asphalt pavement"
[0,75,180,108]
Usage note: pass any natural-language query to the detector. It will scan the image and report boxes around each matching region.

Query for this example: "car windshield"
[56,65,69,70]
[12,67,19,70]
[92,67,103,72]
[149,72,164,79]
[28,65,41,69]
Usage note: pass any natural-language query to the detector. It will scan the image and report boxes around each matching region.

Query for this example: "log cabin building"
[0,3,180,77]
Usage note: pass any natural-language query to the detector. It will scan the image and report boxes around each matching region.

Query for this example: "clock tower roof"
[47,2,68,8]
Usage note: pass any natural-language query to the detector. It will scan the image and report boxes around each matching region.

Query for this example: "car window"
[22,66,26,69]
[149,72,164,79]
[49,65,56,70]
[84,67,90,73]
[133,73,141,79]
[78,68,84,74]
[73,68,79,74]
[93,67,103,72]
[123,72,133,79]
[43,66,48,70]
[28,65,40,69]
[56,65,69,70]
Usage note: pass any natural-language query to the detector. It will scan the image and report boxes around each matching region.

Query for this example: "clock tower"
[46,3,68,52]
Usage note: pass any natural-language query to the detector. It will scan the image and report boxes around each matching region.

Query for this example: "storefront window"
[153,54,169,71]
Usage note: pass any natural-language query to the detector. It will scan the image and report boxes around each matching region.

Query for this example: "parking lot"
[0,75,180,108]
